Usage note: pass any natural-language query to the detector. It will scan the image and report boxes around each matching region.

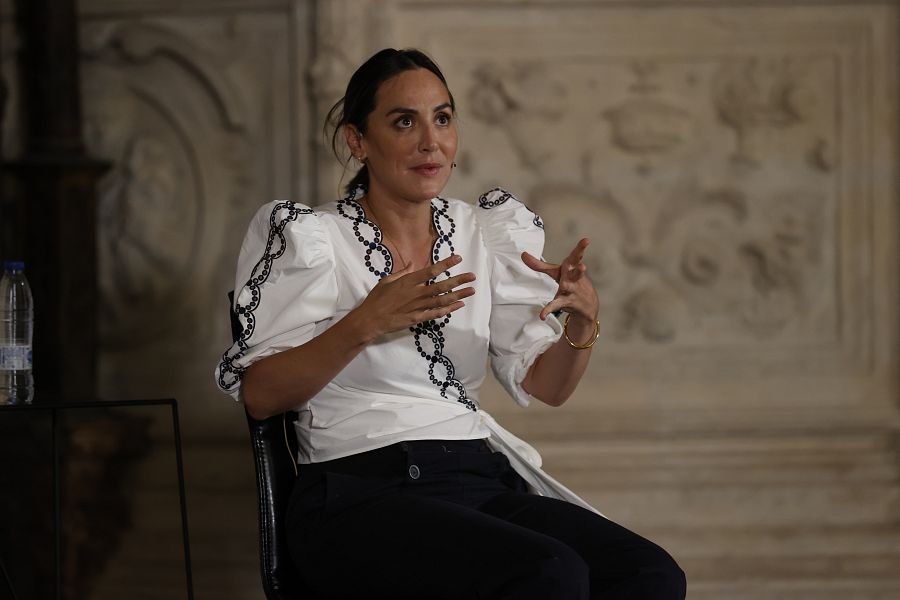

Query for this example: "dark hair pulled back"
[325,48,455,195]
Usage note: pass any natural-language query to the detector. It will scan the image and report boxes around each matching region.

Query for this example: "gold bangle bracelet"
[563,313,600,349]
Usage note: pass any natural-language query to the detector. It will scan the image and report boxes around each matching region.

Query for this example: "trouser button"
[408,464,421,480]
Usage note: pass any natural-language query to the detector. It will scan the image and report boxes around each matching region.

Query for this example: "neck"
[360,188,436,271]
[362,187,434,246]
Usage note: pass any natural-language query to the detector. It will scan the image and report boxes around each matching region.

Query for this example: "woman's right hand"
[351,254,476,341]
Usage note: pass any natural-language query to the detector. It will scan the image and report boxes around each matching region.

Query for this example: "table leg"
[0,555,20,600]
[52,408,60,600]
[170,402,194,600]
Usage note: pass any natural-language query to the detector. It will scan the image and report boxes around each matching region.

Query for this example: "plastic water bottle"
[0,261,34,404]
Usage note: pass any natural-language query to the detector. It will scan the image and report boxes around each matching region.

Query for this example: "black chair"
[228,292,310,599]
[229,294,412,599]
[245,411,306,599]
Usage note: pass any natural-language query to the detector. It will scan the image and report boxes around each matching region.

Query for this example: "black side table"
[0,399,193,600]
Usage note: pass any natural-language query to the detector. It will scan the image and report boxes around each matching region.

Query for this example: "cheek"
[371,140,411,164]
[444,133,459,156]
[395,139,420,159]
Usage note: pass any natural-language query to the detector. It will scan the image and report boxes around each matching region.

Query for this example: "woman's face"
[348,68,458,204]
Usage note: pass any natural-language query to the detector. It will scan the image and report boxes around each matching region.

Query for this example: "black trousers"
[286,439,686,600]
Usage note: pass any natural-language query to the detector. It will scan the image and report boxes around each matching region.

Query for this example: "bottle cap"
[3,260,25,271]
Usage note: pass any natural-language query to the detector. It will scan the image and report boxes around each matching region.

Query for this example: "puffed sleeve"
[475,188,563,407]
[215,200,339,401]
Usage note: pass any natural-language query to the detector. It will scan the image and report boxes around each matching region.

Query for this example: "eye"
[435,112,452,126]
[394,115,414,129]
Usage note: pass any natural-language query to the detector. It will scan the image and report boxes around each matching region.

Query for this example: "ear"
[345,125,366,161]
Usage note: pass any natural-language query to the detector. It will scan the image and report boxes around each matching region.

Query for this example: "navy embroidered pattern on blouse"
[430,197,457,268]
[479,187,544,229]
[337,186,392,278]
[478,188,513,209]
[218,201,315,391]
[338,189,476,412]
[414,198,476,411]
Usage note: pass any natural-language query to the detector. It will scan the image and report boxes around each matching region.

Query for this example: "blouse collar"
[337,185,457,282]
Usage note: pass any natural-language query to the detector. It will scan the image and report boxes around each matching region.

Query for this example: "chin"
[421,178,451,199]
[425,186,447,200]
[387,172,451,202]
[405,185,445,202]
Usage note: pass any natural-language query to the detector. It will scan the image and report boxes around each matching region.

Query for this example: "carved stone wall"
[311,1,900,598]
[3,2,307,374]
[79,3,313,596]
[76,3,310,439]
[0,0,896,598]
[2,1,311,598]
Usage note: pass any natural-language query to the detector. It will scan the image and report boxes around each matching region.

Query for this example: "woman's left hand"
[522,238,599,323]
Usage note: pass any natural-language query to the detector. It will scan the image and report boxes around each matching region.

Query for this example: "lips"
[412,162,442,177]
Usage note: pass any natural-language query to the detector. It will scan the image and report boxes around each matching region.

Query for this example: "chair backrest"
[245,411,304,599]
[228,291,306,599]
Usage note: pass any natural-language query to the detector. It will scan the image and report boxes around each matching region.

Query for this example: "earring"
[452,162,457,168]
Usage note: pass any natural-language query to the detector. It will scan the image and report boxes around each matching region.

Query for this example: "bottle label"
[0,345,32,370]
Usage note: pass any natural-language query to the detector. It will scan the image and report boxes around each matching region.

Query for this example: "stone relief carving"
[467,57,833,345]
[712,57,830,170]
[468,62,567,171]
[310,0,397,198]
[92,22,247,131]
[604,96,692,155]
[602,61,693,170]
[80,22,254,347]
[470,62,566,169]
[316,8,897,600]
[530,180,826,344]
[95,131,198,346]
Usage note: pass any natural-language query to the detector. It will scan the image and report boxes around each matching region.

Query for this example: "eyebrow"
[385,102,453,117]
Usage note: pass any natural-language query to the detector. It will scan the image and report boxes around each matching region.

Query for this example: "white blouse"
[215,187,599,514]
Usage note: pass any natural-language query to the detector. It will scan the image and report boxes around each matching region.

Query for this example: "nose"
[419,125,438,153]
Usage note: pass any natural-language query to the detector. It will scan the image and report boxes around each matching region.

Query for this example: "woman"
[216,48,685,600]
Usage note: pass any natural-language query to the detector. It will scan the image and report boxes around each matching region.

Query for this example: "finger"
[563,262,588,282]
[448,286,476,302]
[409,255,463,284]
[428,272,476,295]
[381,260,415,283]
[561,240,590,281]
[521,251,556,273]
[539,297,569,321]
[561,239,588,269]
[568,238,589,265]
[413,286,476,311]
[522,252,562,283]
[421,299,467,320]
[560,263,578,283]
